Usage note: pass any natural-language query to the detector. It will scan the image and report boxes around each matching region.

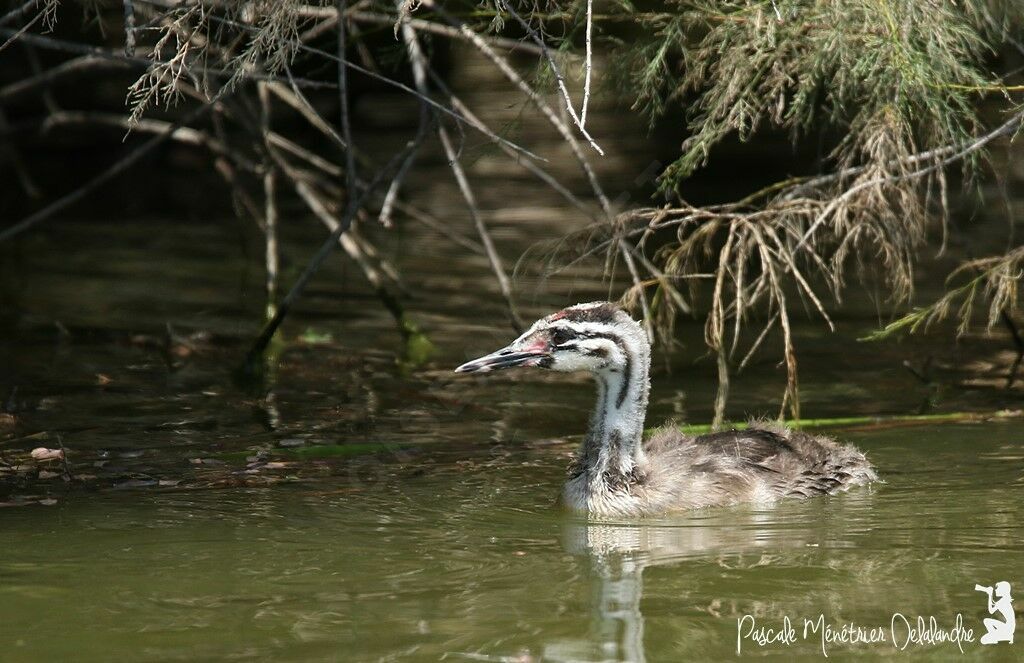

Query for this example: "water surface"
[1,421,1022,661]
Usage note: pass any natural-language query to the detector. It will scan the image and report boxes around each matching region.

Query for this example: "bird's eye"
[551,328,573,346]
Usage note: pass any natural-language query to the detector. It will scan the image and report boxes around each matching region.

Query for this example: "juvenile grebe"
[456,302,877,517]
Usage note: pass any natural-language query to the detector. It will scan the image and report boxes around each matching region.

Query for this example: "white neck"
[578,334,651,486]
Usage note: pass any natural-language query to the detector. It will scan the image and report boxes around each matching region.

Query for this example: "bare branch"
[0,99,222,244]
[581,0,593,129]
[499,1,605,155]
[401,15,523,332]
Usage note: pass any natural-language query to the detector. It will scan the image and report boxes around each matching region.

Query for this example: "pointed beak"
[454,344,550,374]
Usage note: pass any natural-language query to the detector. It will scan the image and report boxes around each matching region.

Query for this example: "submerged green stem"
[675,410,1022,435]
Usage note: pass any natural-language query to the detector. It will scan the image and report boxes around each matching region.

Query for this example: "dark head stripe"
[579,331,632,408]
[552,302,620,325]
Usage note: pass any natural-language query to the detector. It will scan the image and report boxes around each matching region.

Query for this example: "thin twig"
[40,110,256,170]
[337,0,358,217]
[581,0,593,129]
[401,16,523,332]
[500,1,604,155]
[0,0,39,28]
[277,66,346,148]
[1003,310,1023,389]
[0,99,221,243]
[56,433,73,482]
[244,158,399,364]
[0,56,128,103]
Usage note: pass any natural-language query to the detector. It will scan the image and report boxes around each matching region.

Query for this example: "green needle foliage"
[614,0,1019,187]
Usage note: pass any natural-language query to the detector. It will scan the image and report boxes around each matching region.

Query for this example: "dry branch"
[0,100,220,243]
[499,2,604,155]
[401,14,523,332]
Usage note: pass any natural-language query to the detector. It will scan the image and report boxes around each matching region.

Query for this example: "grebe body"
[456,302,877,517]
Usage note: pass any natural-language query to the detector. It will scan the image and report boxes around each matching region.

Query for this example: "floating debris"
[30,447,64,461]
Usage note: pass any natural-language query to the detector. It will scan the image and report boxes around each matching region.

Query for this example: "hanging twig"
[379,0,433,228]
[581,0,593,129]
[259,82,279,322]
[499,1,604,155]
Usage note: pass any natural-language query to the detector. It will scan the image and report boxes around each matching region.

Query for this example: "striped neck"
[579,329,650,487]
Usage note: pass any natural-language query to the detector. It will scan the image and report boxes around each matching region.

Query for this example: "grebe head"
[454,301,647,375]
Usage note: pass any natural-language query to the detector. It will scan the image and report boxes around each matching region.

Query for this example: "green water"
[2,215,1022,662]
[0,424,1022,661]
